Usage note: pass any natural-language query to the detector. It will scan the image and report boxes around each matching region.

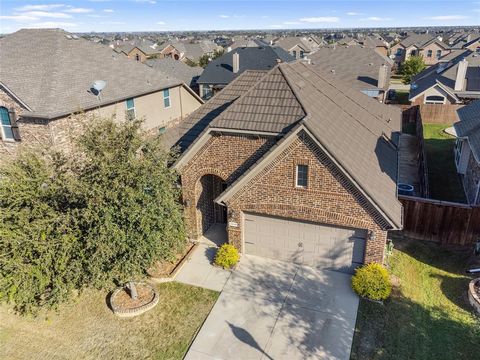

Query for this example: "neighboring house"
[145,57,203,93]
[160,41,221,63]
[274,36,317,59]
[309,45,393,101]
[454,101,480,205]
[463,36,480,53]
[196,46,294,99]
[228,38,265,51]
[391,33,451,66]
[0,29,203,161]
[166,61,403,270]
[112,39,161,63]
[358,36,390,57]
[409,50,480,105]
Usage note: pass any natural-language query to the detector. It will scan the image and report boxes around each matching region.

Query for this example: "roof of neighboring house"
[309,45,394,91]
[145,58,203,87]
[399,33,449,49]
[454,100,480,162]
[196,46,294,85]
[166,41,219,60]
[463,36,480,49]
[229,38,264,50]
[274,36,313,52]
[359,36,388,48]
[410,50,480,100]
[0,29,184,119]
[114,39,160,56]
[162,70,267,151]
[172,62,402,228]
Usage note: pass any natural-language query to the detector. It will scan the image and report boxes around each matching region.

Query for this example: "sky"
[0,0,479,33]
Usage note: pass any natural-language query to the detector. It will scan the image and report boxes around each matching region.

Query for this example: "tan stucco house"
[0,29,203,162]
[165,62,403,272]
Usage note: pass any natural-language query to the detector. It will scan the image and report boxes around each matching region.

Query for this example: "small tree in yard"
[401,55,426,84]
[0,117,186,314]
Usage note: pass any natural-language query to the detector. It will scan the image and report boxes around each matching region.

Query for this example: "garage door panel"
[244,213,366,272]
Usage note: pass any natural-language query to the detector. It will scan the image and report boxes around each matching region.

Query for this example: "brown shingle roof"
[174,61,402,228]
[163,70,267,151]
[0,29,181,119]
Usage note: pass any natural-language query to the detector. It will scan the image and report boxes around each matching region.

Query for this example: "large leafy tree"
[0,117,186,314]
[401,55,426,84]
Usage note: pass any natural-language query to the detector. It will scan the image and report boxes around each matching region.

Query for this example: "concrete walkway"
[182,254,359,360]
[175,224,231,292]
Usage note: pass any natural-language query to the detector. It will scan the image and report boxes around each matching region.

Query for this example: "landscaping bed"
[351,238,480,360]
[147,242,196,279]
[422,123,466,203]
[0,282,218,360]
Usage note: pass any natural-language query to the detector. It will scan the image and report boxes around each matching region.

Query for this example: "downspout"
[179,85,184,121]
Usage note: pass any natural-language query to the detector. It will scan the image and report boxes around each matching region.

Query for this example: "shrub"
[0,117,186,314]
[214,244,239,269]
[351,263,392,301]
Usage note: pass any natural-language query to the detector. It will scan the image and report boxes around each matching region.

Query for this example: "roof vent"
[91,80,107,96]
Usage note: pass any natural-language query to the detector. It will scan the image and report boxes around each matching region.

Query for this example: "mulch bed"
[147,243,195,278]
[111,284,155,310]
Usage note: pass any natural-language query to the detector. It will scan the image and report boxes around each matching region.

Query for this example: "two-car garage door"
[244,213,367,273]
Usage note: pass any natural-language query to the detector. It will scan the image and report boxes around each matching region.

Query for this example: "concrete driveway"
[184,254,359,360]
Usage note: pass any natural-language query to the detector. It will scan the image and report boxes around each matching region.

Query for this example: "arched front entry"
[196,174,227,235]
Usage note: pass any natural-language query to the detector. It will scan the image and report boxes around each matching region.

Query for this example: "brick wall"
[180,130,392,263]
[181,132,276,239]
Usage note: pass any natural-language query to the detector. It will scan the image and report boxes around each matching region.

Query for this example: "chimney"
[454,59,468,91]
[232,52,240,73]
[378,64,389,89]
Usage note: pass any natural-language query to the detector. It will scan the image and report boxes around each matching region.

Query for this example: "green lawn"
[423,123,466,203]
[0,282,218,360]
[351,238,480,360]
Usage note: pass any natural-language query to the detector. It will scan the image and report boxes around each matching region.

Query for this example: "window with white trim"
[126,98,135,120]
[163,88,171,108]
[0,107,14,141]
[296,164,308,188]
[425,95,445,104]
[436,49,442,59]
[427,49,433,57]
[292,50,297,58]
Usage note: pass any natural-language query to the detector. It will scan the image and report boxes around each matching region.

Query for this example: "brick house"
[391,33,451,66]
[165,62,403,271]
[112,38,161,63]
[409,50,480,106]
[0,29,203,163]
[454,101,480,205]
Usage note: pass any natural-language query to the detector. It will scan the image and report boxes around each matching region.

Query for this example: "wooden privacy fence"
[418,104,464,125]
[399,195,480,247]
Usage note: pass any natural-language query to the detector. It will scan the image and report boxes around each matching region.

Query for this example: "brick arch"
[194,172,228,236]
[193,167,229,184]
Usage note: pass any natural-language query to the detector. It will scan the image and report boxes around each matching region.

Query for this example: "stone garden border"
[110,282,159,318]
[468,278,480,315]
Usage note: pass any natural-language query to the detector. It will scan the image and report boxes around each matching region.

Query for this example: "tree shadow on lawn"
[351,293,480,360]
[390,235,473,274]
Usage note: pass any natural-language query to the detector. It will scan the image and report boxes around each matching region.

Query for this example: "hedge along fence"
[399,195,480,247]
